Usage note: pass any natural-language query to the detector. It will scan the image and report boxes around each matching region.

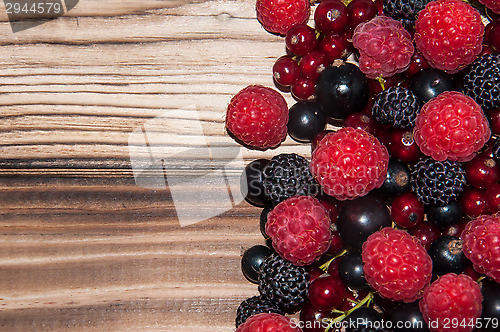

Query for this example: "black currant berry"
[480,278,500,332]
[241,245,273,284]
[428,236,469,276]
[240,159,270,207]
[315,61,370,119]
[287,101,328,143]
[387,301,430,332]
[337,195,392,250]
[346,307,389,332]
[426,200,463,229]
[260,205,272,239]
[379,159,411,198]
[409,68,455,104]
[338,251,369,290]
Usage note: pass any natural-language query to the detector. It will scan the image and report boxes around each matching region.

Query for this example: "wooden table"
[0,1,314,331]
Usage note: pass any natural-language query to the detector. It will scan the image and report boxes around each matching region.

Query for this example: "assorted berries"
[229,1,500,331]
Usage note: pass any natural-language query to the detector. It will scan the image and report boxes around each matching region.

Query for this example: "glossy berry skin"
[314,0,349,35]
[426,200,463,229]
[419,273,482,332]
[326,230,345,256]
[260,205,272,239]
[347,0,378,29]
[308,274,346,312]
[409,222,441,250]
[379,159,411,198]
[285,24,317,56]
[315,61,370,119]
[337,195,392,250]
[291,76,316,101]
[487,22,500,51]
[484,183,500,213]
[343,112,379,136]
[287,101,327,143]
[388,128,423,163]
[318,34,352,62]
[428,236,469,276]
[299,51,329,80]
[391,192,424,229]
[273,56,300,86]
[460,188,486,218]
[338,251,369,290]
[408,68,455,104]
[299,301,335,332]
[346,307,386,332]
[480,278,500,332]
[387,301,430,332]
[241,245,274,283]
[404,51,430,78]
[240,159,271,207]
[465,153,500,189]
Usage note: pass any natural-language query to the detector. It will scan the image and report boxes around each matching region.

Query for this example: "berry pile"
[226,0,500,331]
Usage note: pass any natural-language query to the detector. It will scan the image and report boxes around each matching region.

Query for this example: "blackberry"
[411,157,467,206]
[235,295,283,327]
[463,53,500,111]
[371,86,420,128]
[258,253,309,312]
[383,0,433,29]
[262,153,319,205]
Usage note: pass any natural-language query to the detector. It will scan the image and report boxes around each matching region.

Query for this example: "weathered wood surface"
[0,1,315,331]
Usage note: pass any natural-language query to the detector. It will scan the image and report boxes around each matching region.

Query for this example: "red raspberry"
[266,196,332,266]
[362,227,433,302]
[479,0,500,14]
[256,0,310,35]
[414,0,484,74]
[419,273,482,332]
[310,127,389,200]
[462,213,500,283]
[352,16,414,79]
[225,85,288,150]
[235,313,303,332]
[413,91,491,162]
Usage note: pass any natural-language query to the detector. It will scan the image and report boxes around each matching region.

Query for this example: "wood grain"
[0,1,315,331]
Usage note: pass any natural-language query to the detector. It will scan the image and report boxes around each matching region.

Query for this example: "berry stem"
[319,248,348,271]
[322,291,374,332]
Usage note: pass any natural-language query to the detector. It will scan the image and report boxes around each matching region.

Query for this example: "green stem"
[319,248,348,272]
[322,292,374,332]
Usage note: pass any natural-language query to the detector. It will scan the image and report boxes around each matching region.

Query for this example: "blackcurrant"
[480,278,500,331]
[241,245,273,284]
[287,101,327,143]
[379,159,411,198]
[409,68,455,104]
[240,159,270,207]
[428,236,469,276]
[260,205,272,239]
[387,301,430,332]
[338,251,369,290]
[426,200,463,229]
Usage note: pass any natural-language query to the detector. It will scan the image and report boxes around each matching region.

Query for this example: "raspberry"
[413,91,491,162]
[256,0,310,36]
[479,0,500,14]
[235,313,303,332]
[462,213,500,283]
[310,127,389,201]
[258,253,310,311]
[362,227,433,302]
[414,0,484,74]
[419,273,482,332]
[352,15,414,79]
[266,196,332,266]
[225,85,288,150]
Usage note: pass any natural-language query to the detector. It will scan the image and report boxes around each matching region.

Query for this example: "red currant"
[460,187,487,218]
[308,274,346,312]
[388,128,423,164]
[327,257,342,279]
[485,183,500,213]
[291,75,316,100]
[326,230,345,256]
[307,266,326,283]
[286,24,318,56]
[487,108,500,135]
[299,51,329,79]
[409,222,441,250]
[487,21,500,51]
[465,153,500,189]
[273,56,300,86]
[343,112,379,136]
[346,0,378,29]
[299,301,337,332]
[319,34,351,63]
[314,0,349,35]
[404,51,430,78]
[391,192,424,228]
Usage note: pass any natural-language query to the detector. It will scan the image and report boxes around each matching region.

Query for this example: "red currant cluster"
[228,1,500,332]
